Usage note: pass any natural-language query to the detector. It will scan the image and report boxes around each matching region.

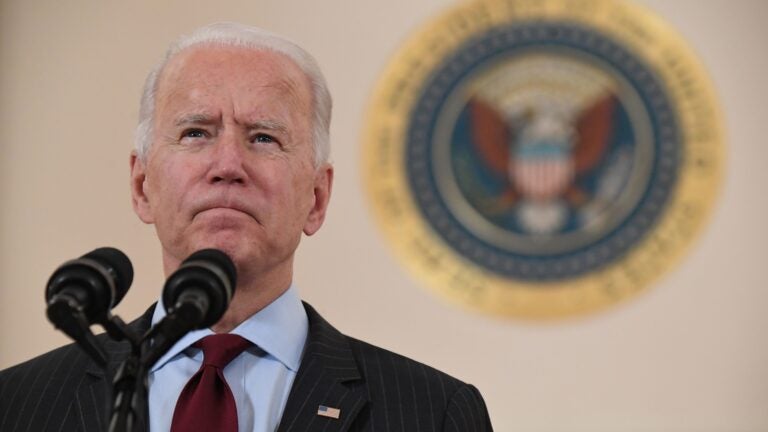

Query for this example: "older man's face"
[130,45,332,283]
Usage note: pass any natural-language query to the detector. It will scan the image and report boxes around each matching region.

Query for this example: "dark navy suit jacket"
[0,303,493,431]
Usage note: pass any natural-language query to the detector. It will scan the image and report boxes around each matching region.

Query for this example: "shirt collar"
[149,284,308,373]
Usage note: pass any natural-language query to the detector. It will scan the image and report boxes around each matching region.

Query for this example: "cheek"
[146,160,187,216]
[288,171,317,213]
[255,169,304,219]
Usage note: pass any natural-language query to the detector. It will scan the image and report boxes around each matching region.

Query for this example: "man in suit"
[0,22,493,431]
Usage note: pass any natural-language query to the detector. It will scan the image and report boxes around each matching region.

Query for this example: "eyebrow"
[247,120,289,136]
[173,115,289,136]
[174,113,218,127]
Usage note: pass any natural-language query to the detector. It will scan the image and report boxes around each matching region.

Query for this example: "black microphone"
[45,247,134,366]
[142,249,236,367]
[46,247,133,323]
[163,248,237,328]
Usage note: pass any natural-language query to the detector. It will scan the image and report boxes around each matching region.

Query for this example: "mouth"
[192,207,259,232]
[196,207,250,218]
[191,198,259,223]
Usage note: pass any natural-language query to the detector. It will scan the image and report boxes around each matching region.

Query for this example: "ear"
[303,163,333,236]
[130,152,155,224]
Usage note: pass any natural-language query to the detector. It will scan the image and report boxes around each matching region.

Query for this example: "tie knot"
[194,334,252,369]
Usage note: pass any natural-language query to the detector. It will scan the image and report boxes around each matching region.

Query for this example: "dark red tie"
[170,334,252,432]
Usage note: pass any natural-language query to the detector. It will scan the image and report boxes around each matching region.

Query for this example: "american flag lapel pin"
[317,405,341,419]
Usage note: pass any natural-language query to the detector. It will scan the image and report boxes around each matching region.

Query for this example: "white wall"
[1,1,766,430]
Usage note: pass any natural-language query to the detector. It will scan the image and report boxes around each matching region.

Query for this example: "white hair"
[134,22,332,166]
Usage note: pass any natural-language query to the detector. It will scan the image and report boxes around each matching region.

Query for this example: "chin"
[180,230,235,257]
[195,240,243,260]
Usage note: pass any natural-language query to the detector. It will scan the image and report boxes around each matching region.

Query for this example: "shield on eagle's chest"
[511,143,575,202]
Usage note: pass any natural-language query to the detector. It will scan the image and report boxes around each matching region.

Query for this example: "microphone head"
[82,247,134,306]
[45,247,134,324]
[162,248,237,329]
[183,248,237,290]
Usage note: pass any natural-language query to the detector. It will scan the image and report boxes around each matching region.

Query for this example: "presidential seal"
[363,0,724,318]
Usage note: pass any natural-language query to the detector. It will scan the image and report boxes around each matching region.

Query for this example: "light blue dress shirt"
[147,285,308,432]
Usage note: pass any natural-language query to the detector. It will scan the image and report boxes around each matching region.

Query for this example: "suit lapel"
[74,344,130,431]
[277,303,368,432]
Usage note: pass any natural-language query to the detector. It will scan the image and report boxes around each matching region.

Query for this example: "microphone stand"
[107,302,203,432]
[45,297,149,431]
[47,307,149,432]
[45,248,234,432]
[105,315,147,432]
[108,355,142,432]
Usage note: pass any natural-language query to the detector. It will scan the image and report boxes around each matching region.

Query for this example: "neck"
[211,270,292,333]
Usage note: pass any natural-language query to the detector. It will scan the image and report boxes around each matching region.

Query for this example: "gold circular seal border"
[362,0,725,319]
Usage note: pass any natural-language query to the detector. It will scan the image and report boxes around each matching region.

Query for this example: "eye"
[252,133,277,144]
[181,128,208,139]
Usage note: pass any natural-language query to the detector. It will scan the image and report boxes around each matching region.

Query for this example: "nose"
[207,132,247,185]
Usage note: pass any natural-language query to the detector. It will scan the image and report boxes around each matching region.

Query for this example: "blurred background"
[1,0,766,430]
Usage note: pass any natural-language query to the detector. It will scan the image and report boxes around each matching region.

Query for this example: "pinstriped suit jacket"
[0,303,493,431]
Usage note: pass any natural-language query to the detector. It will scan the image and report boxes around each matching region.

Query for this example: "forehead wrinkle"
[156,46,315,142]
[237,52,313,118]
[239,79,308,116]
